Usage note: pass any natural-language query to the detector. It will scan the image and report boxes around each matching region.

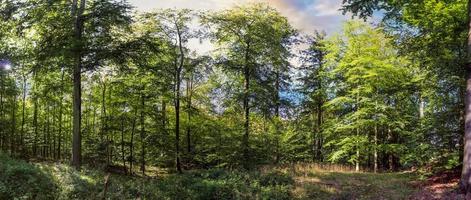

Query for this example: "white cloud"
[312,0,343,16]
[126,0,354,55]
[128,0,350,34]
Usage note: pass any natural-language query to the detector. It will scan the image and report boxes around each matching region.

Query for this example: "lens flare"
[0,60,12,70]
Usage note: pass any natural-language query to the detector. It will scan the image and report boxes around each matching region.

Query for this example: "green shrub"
[0,153,57,200]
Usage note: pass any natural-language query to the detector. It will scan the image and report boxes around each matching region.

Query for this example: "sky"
[126,0,358,57]
[128,0,350,34]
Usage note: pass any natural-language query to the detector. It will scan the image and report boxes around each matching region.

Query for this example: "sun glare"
[0,60,12,70]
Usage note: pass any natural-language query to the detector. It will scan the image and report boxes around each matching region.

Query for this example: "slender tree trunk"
[355,90,360,172]
[387,127,393,171]
[356,127,360,172]
[106,84,112,165]
[130,110,137,175]
[374,123,378,173]
[121,116,125,171]
[316,96,323,161]
[274,70,280,163]
[312,111,317,161]
[186,74,192,155]
[11,91,17,155]
[373,96,379,173]
[0,71,3,150]
[140,93,146,175]
[317,51,325,163]
[46,104,50,158]
[174,22,184,173]
[57,69,65,160]
[71,0,85,169]
[101,79,106,143]
[461,1,471,193]
[242,42,251,169]
[20,73,26,155]
[52,105,56,159]
[33,92,38,156]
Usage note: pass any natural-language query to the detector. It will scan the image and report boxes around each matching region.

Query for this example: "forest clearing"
[1,0,470,199]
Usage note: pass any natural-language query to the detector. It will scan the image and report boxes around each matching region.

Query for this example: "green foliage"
[0,0,465,189]
[321,20,414,169]
[0,153,57,199]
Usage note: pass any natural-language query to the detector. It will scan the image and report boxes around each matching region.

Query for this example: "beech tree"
[202,3,296,167]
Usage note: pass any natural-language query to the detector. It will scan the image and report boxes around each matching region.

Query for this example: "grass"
[263,163,417,199]
[0,154,418,200]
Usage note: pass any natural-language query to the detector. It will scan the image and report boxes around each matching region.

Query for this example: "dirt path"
[409,170,464,200]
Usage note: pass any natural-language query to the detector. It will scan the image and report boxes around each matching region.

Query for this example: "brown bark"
[71,0,85,169]
[462,0,471,194]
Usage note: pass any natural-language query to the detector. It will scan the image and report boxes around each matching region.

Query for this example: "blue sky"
[128,0,351,34]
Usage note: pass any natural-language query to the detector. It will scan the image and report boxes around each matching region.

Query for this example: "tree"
[153,9,194,173]
[342,0,469,189]
[298,31,327,162]
[323,21,412,172]
[70,0,86,169]
[203,3,296,168]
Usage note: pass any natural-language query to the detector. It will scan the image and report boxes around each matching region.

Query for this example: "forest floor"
[409,169,464,200]
[0,153,462,199]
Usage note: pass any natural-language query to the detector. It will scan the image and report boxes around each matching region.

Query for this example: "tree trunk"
[33,91,38,156]
[71,0,85,169]
[140,93,146,175]
[186,74,192,155]
[174,22,184,174]
[11,91,17,155]
[130,110,137,175]
[387,127,394,171]
[20,73,26,155]
[57,69,65,160]
[0,71,3,150]
[242,42,251,169]
[374,123,378,173]
[121,115,125,171]
[462,0,471,195]
[316,96,323,161]
[356,127,360,172]
[355,89,360,172]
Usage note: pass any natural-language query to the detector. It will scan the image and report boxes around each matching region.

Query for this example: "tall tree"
[154,9,193,173]
[71,0,86,169]
[203,3,295,168]
[323,21,411,172]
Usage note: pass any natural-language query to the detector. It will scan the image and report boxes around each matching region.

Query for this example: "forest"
[0,0,470,199]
